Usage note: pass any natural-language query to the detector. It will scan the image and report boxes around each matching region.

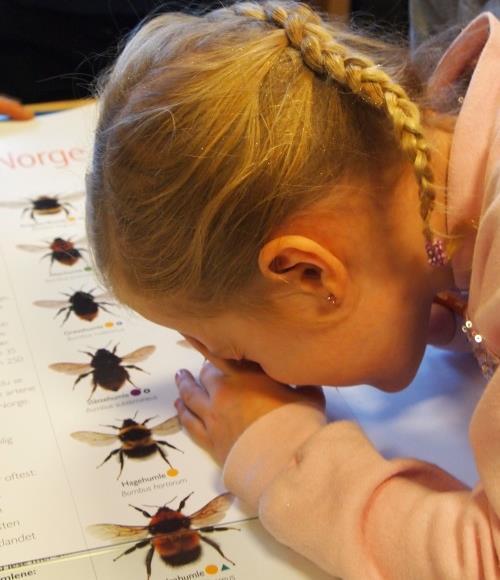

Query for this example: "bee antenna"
[142,504,161,509]
[133,410,139,419]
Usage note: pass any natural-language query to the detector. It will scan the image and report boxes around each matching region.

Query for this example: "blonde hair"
[87,1,440,312]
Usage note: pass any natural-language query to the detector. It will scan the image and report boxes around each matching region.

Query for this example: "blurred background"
[0,0,498,104]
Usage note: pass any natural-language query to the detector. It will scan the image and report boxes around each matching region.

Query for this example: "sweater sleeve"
[223,375,500,579]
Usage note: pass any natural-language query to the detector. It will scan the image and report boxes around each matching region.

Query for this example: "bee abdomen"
[162,545,201,567]
[123,443,156,458]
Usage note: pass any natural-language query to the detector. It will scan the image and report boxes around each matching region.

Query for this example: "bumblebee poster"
[0,105,332,579]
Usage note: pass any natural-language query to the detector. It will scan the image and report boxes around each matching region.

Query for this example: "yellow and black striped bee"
[88,492,237,580]
[0,191,83,220]
[71,414,183,478]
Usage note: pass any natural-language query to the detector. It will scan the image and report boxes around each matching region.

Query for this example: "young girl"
[86,2,500,577]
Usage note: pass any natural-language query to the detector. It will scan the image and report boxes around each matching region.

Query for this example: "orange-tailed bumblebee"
[88,492,237,579]
[34,288,114,324]
[49,344,155,399]
[17,236,87,270]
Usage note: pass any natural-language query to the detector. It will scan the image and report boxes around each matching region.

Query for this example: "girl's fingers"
[182,335,235,374]
[174,398,211,449]
[175,368,210,417]
[0,96,34,120]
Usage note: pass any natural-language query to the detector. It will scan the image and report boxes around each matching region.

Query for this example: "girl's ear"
[258,235,348,303]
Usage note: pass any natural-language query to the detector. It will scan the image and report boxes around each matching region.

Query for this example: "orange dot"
[166,468,179,477]
[205,565,219,575]
[104,321,114,328]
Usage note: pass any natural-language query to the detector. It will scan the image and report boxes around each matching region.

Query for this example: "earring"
[326,293,337,305]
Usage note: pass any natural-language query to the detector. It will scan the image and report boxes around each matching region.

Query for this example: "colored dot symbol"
[130,388,141,397]
[68,216,76,222]
[205,565,219,575]
[166,468,179,478]
[84,266,92,271]
[104,321,114,329]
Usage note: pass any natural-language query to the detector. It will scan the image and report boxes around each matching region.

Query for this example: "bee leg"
[141,416,157,425]
[177,492,194,512]
[199,534,236,566]
[73,371,93,389]
[200,525,240,532]
[61,204,71,217]
[128,505,152,519]
[124,364,147,374]
[117,450,125,480]
[113,538,150,562]
[97,447,120,469]
[88,377,99,400]
[55,306,71,325]
[97,303,115,315]
[145,545,154,580]
[155,445,173,470]
[157,440,184,454]
[124,371,138,388]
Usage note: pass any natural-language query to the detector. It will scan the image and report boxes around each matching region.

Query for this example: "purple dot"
[131,388,141,396]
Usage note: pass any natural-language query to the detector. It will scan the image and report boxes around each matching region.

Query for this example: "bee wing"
[33,299,68,309]
[121,345,156,363]
[49,362,92,375]
[16,244,46,253]
[0,200,28,209]
[70,431,118,446]
[151,415,182,435]
[87,524,149,541]
[59,191,84,202]
[190,493,234,527]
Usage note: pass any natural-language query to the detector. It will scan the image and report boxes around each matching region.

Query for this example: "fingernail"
[175,369,189,383]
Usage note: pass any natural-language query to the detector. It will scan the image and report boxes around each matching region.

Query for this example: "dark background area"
[0,1,409,103]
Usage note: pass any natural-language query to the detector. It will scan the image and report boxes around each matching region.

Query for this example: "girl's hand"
[174,343,325,465]
[0,96,34,120]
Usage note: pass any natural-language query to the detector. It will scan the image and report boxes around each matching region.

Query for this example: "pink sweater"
[223,13,500,580]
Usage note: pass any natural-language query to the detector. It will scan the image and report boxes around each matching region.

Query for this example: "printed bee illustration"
[71,414,183,478]
[34,288,115,324]
[17,236,87,270]
[0,191,83,221]
[49,344,156,399]
[88,492,237,580]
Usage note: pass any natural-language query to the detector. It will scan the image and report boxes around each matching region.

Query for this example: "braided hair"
[230,2,444,265]
[87,0,450,312]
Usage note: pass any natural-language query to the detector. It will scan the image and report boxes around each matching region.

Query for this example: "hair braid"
[233,1,446,264]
